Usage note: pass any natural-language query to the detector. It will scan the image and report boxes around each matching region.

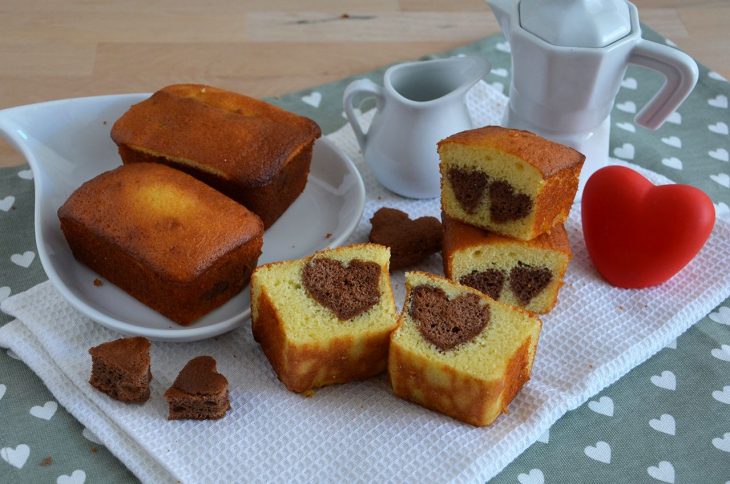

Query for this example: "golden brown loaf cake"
[251,244,398,394]
[388,271,542,427]
[442,215,572,314]
[438,126,584,240]
[111,84,322,228]
[58,163,264,325]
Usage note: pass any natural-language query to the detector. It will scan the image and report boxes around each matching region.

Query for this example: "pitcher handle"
[628,39,699,130]
[343,78,384,152]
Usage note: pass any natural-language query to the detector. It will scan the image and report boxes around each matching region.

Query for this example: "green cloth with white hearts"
[1,26,728,483]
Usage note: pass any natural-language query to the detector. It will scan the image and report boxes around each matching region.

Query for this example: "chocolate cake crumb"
[369,207,442,270]
[448,167,489,214]
[489,181,532,222]
[509,262,552,305]
[410,285,490,351]
[40,456,52,466]
[164,356,230,420]
[89,336,151,403]
[459,269,506,300]
[93,278,103,287]
[302,258,381,320]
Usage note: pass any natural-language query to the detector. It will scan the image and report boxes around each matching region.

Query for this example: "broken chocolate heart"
[448,167,489,214]
[489,181,532,222]
[459,269,506,300]
[369,207,442,270]
[509,262,552,305]
[409,285,490,351]
[302,257,381,320]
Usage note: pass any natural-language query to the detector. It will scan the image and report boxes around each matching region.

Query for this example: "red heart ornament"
[582,166,715,288]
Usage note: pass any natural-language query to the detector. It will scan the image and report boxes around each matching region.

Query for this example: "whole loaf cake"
[111,84,322,228]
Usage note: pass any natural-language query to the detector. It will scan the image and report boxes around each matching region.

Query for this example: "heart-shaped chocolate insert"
[448,167,489,214]
[302,257,381,320]
[170,356,228,396]
[409,285,490,351]
[369,207,442,270]
[489,181,532,222]
[459,269,506,300]
[509,262,552,305]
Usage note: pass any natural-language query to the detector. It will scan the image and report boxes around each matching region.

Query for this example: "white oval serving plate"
[0,93,365,342]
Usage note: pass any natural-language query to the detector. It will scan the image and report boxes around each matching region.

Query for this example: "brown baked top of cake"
[167,356,228,396]
[111,84,322,187]
[89,336,151,374]
[438,126,585,178]
[58,163,264,283]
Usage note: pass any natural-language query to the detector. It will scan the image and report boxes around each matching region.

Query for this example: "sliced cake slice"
[251,243,397,393]
[388,272,542,426]
[442,215,572,314]
[89,336,152,403]
[164,356,230,420]
[439,126,584,240]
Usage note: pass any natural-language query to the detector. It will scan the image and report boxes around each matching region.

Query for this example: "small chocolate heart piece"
[165,356,230,420]
[448,167,489,214]
[459,269,506,300]
[409,285,490,351]
[509,262,552,305]
[369,208,442,270]
[302,257,381,320]
[489,181,532,222]
[170,356,228,396]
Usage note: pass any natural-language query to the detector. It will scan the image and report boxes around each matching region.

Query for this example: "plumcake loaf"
[111,84,322,228]
[89,336,151,403]
[164,356,230,420]
[388,272,541,427]
[58,163,264,325]
[251,244,397,393]
[439,126,584,240]
[443,215,571,314]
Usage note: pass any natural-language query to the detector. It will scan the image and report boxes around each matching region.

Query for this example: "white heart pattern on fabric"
[621,77,637,89]
[616,101,636,113]
[711,344,730,361]
[491,68,508,77]
[649,414,676,435]
[17,169,33,180]
[57,469,86,484]
[709,306,730,325]
[583,441,611,464]
[709,148,729,162]
[712,432,730,452]
[647,461,675,483]
[710,173,730,188]
[666,111,682,124]
[715,202,730,218]
[0,444,30,469]
[10,251,35,268]
[712,385,730,404]
[0,286,10,303]
[30,400,58,421]
[301,91,322,108]
[588,396,614,416]
[708,71,728,82]
[536,428,550,444]
[709,122,729,135]
[613,143,635,160]
[81,427,103,445]
[662,157,683,170]
[517,468,544,484]
[650,371,676,390]
[661,136,682,148]
[0,384,6,400]
[496,41,511,53]
[708,94,728,109]
[0,195,14,212]
[616,122,635,133]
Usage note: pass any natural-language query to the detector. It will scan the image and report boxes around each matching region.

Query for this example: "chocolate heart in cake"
[369,207,442,270]
[302,258,381,320]
[582,166,715,288]
[447,167,489,214]
[509,262,552,305]
[409,285,490,351]
[459,269,506,300]
[489,181,532,222]
[171,356,228,396]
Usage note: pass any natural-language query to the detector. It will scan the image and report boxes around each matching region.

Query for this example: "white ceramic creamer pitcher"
[488,0,699,196]
[343,56,490,199]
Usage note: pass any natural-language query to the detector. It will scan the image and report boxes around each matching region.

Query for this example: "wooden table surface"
[1,0,728,167]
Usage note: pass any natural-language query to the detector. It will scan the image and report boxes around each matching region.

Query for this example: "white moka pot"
[488,0,699,196]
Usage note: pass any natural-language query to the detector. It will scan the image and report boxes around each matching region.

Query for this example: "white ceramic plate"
[0,93,365,342]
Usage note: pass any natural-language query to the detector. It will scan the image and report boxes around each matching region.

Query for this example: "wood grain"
[0,0,727,167]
